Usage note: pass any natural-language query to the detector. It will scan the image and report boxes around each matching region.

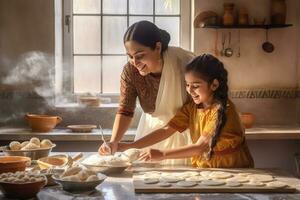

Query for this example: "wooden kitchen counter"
[1,126,300,141]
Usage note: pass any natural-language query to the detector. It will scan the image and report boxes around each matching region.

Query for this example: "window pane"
[73,16,101,54]
[129,0,153,15]
[155,0,180,15]
[73,0,101,14]
[155,17,179,46]
[129,17,153,26]
[74,56,101,93]
[102,56,127,93]
[103,17,127,54]
[103,0,127,14]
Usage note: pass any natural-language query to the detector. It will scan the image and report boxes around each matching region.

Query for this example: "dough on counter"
[9,141,22,151]
[226,176,249,183]
[248,174,274,182]
[226,181,242,187]
[201,180,226,186]
[245,180,265,187]
[40,139,54,148]
[209,171,233,179]
[266,181,288,188]
[143,178,159,184]
[185,176,208,182]
[199,171,212,178]
[237,172,252,177]
[160,176,183,183]
[30,137,40,146]
[176,181,198,187]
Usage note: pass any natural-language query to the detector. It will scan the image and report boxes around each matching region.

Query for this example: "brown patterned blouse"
[117,62,161,117]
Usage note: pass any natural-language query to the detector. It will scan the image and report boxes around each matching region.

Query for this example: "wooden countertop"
[0,126,300,141]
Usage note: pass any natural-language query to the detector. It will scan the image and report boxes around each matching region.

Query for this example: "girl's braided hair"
[186,54,229,159]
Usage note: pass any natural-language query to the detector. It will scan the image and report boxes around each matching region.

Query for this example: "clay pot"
[239,113,256,129]
[25,113,62,132]
[238,7,249,25]
[223,3,235,25]
[0,156,31,174]
[271,0,286,24]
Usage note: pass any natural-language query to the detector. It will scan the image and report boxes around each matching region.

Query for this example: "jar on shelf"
[238,7,249,25]
[271,0,286,24]
[223,3,235,25]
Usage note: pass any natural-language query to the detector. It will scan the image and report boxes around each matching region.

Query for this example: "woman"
[98,21,194,165]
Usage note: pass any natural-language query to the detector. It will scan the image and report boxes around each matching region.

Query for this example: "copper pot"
[239,113,255,129]
[25,113,62,132]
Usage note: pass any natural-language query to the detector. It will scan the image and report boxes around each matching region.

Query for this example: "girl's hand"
[98,142,117,155]
[138,148,165,161]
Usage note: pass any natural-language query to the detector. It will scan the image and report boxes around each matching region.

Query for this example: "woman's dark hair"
[185,54,229,160]
[123,20,170,53]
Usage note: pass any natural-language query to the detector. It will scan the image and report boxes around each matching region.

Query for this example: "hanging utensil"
[220,32,226,56]
[224,31,233,57]
[262,29,274,53]
[214,30,219,56]
[237,30,241,57]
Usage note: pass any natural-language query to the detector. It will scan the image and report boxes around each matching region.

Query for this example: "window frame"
[58,0,191,102]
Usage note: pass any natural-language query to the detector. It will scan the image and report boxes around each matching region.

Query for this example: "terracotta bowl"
[25,113,62,132]
[239,113,256,129]
[0,179,46,199]
[0,156,31,174]
[37,154,69,170]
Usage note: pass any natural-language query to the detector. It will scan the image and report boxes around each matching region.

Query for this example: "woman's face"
[125,41,162,76]
[185,71,218,106]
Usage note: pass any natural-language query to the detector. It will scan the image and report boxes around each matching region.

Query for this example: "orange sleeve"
[167,102,191,133]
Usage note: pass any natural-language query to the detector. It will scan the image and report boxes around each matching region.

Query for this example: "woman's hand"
[98,142,118,155]
[138,148,165,161]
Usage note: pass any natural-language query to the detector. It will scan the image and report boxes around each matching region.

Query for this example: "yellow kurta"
[168,100,254,168]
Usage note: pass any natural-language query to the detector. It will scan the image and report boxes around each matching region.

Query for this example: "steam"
[3,51,55,103]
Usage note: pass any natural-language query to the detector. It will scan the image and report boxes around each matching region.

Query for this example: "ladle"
[224,32,233,57]
[262,29,274,53]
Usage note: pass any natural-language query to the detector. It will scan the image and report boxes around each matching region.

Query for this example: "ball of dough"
[86,175,99,182]
[20,141,29,148]
[21,142,40,150]
[61,166,82,178]
[40,139,53,148]
[30,137,40,146]
[123,148,140,162]
[9,141,21,151]
[61,175,81,182]
[77,170,89,181]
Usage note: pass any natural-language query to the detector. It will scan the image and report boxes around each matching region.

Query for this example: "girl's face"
[125,41,162,76]
[185,71,219,106]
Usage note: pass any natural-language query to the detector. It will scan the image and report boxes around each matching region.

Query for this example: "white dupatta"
[135,47,194,165]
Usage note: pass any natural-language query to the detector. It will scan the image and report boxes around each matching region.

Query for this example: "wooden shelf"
[201,24,293,29]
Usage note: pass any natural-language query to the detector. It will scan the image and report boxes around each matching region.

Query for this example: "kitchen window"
[56,0,191,100]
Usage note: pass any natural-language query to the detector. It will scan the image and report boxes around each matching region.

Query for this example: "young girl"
[117,54,254,168]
